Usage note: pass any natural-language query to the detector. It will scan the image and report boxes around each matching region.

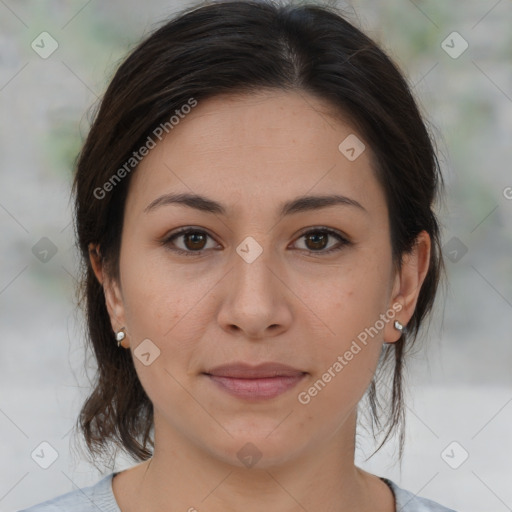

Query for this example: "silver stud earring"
[115,328,126,347]
[394,320,406,334]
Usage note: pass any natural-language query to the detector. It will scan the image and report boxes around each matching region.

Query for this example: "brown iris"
[183,232,207,250]
[304,231,328,251]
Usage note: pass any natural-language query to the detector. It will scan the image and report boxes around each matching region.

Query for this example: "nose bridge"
[217,233,291,337]
[232,235,277,306]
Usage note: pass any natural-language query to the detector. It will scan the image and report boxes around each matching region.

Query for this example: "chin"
[200,424,303,470]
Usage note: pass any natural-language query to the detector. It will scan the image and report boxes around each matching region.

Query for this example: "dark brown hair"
[72,0,446,468]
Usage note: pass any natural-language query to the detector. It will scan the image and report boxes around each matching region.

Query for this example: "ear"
[384,230,431,344]
[88,243,128,344]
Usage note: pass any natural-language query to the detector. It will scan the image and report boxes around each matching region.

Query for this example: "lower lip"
[205,374,306,400]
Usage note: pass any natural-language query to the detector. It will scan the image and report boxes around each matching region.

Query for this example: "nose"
[216,243,293,340]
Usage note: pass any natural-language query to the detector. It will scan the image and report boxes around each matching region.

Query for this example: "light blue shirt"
[18,472,458,512]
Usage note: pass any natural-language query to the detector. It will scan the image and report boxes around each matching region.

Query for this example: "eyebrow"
[144,192,368,217]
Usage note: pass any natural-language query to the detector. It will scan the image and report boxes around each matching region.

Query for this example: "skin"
[90,90,430,512]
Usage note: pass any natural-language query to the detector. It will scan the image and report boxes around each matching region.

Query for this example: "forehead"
[126,90,386,219]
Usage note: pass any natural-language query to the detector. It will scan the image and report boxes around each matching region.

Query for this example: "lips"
[203,362,307,400]
[203,362,306,379]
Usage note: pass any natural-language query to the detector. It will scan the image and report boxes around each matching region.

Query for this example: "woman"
[20,0,457,510]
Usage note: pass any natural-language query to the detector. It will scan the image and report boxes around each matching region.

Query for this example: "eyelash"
[161,227,351,257]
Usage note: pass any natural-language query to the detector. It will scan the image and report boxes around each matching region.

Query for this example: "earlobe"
[103,277,126,331]
[385,231,431,343]
[88,243,127,336]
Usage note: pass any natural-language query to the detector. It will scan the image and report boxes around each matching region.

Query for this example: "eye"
[162,228,218,256]
[292,227,351,254]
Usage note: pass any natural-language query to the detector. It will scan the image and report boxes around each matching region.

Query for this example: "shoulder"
[17,473,119,512]
[381,477,458,512]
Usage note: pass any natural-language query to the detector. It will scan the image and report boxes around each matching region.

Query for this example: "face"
[95,90,429,469]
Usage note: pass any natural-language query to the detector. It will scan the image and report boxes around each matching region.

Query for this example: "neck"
[119,410,389,512]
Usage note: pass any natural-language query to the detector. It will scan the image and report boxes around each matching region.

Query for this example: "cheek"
[119,246,223,370]
[119,248,185,338]
[298,290,384,418]
[297,262,389,398]
[303,263,388,343]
